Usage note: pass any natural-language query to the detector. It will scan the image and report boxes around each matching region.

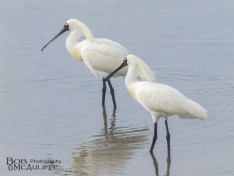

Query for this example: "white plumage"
[105,54,207,153]
[123,54,207,122]
[42,19,153,107]
[132,82,207,123]
[64,19,129,78]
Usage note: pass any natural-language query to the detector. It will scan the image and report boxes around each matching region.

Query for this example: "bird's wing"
[80,39,128,76]
[134,82,194,117]
[134,82,207,119]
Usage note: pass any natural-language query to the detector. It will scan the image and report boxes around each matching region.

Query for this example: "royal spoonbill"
[105,54,207,153]
[42,19,153,108]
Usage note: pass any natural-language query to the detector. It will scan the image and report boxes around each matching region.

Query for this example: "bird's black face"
[122,57,128,65]
[41,23,70,51]
[104,58,128,81]
[63,23,70,32]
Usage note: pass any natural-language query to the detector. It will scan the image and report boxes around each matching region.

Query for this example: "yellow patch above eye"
[71,47,82,61]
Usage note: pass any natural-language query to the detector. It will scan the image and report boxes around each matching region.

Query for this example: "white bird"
[105,54,207,153]
[42,19,152,108]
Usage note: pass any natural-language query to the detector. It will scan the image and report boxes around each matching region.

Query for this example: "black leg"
[150,123,157,153]
[165,120,171,155]
[107,79,117,108]
[102,78,106,107]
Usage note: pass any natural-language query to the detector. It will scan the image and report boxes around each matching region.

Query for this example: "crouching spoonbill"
[105,54,207,153]
[42,19,153,108]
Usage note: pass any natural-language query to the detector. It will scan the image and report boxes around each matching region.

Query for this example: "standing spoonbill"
[105,54,207,153]
[42,19,152,108]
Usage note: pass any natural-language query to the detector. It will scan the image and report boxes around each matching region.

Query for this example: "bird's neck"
[125,66,138,88]
[66,24,94,52]
[66,30,82,51]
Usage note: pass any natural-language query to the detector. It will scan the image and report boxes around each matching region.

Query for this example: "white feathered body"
[128,81,207,123]
[125,54,207,123]
[72,38,128,78]
[65,19,129,78]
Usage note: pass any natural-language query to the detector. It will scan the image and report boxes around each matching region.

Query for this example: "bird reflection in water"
[71,107,148,176]
[151,152,171,176]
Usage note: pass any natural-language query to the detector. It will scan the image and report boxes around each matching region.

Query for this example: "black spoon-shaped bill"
[41,24,69,51]
[104,58,128,81]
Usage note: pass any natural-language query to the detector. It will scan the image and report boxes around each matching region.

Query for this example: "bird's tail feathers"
[179,99,207,120]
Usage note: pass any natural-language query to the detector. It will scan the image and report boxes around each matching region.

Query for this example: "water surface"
[0,1,234,176]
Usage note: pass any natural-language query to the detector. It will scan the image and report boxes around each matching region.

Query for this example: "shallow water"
[0,1,234,176]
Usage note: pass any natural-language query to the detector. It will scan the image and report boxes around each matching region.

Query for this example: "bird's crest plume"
[128,55,156,81]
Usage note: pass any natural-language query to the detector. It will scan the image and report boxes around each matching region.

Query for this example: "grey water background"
[0,0,234,175]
